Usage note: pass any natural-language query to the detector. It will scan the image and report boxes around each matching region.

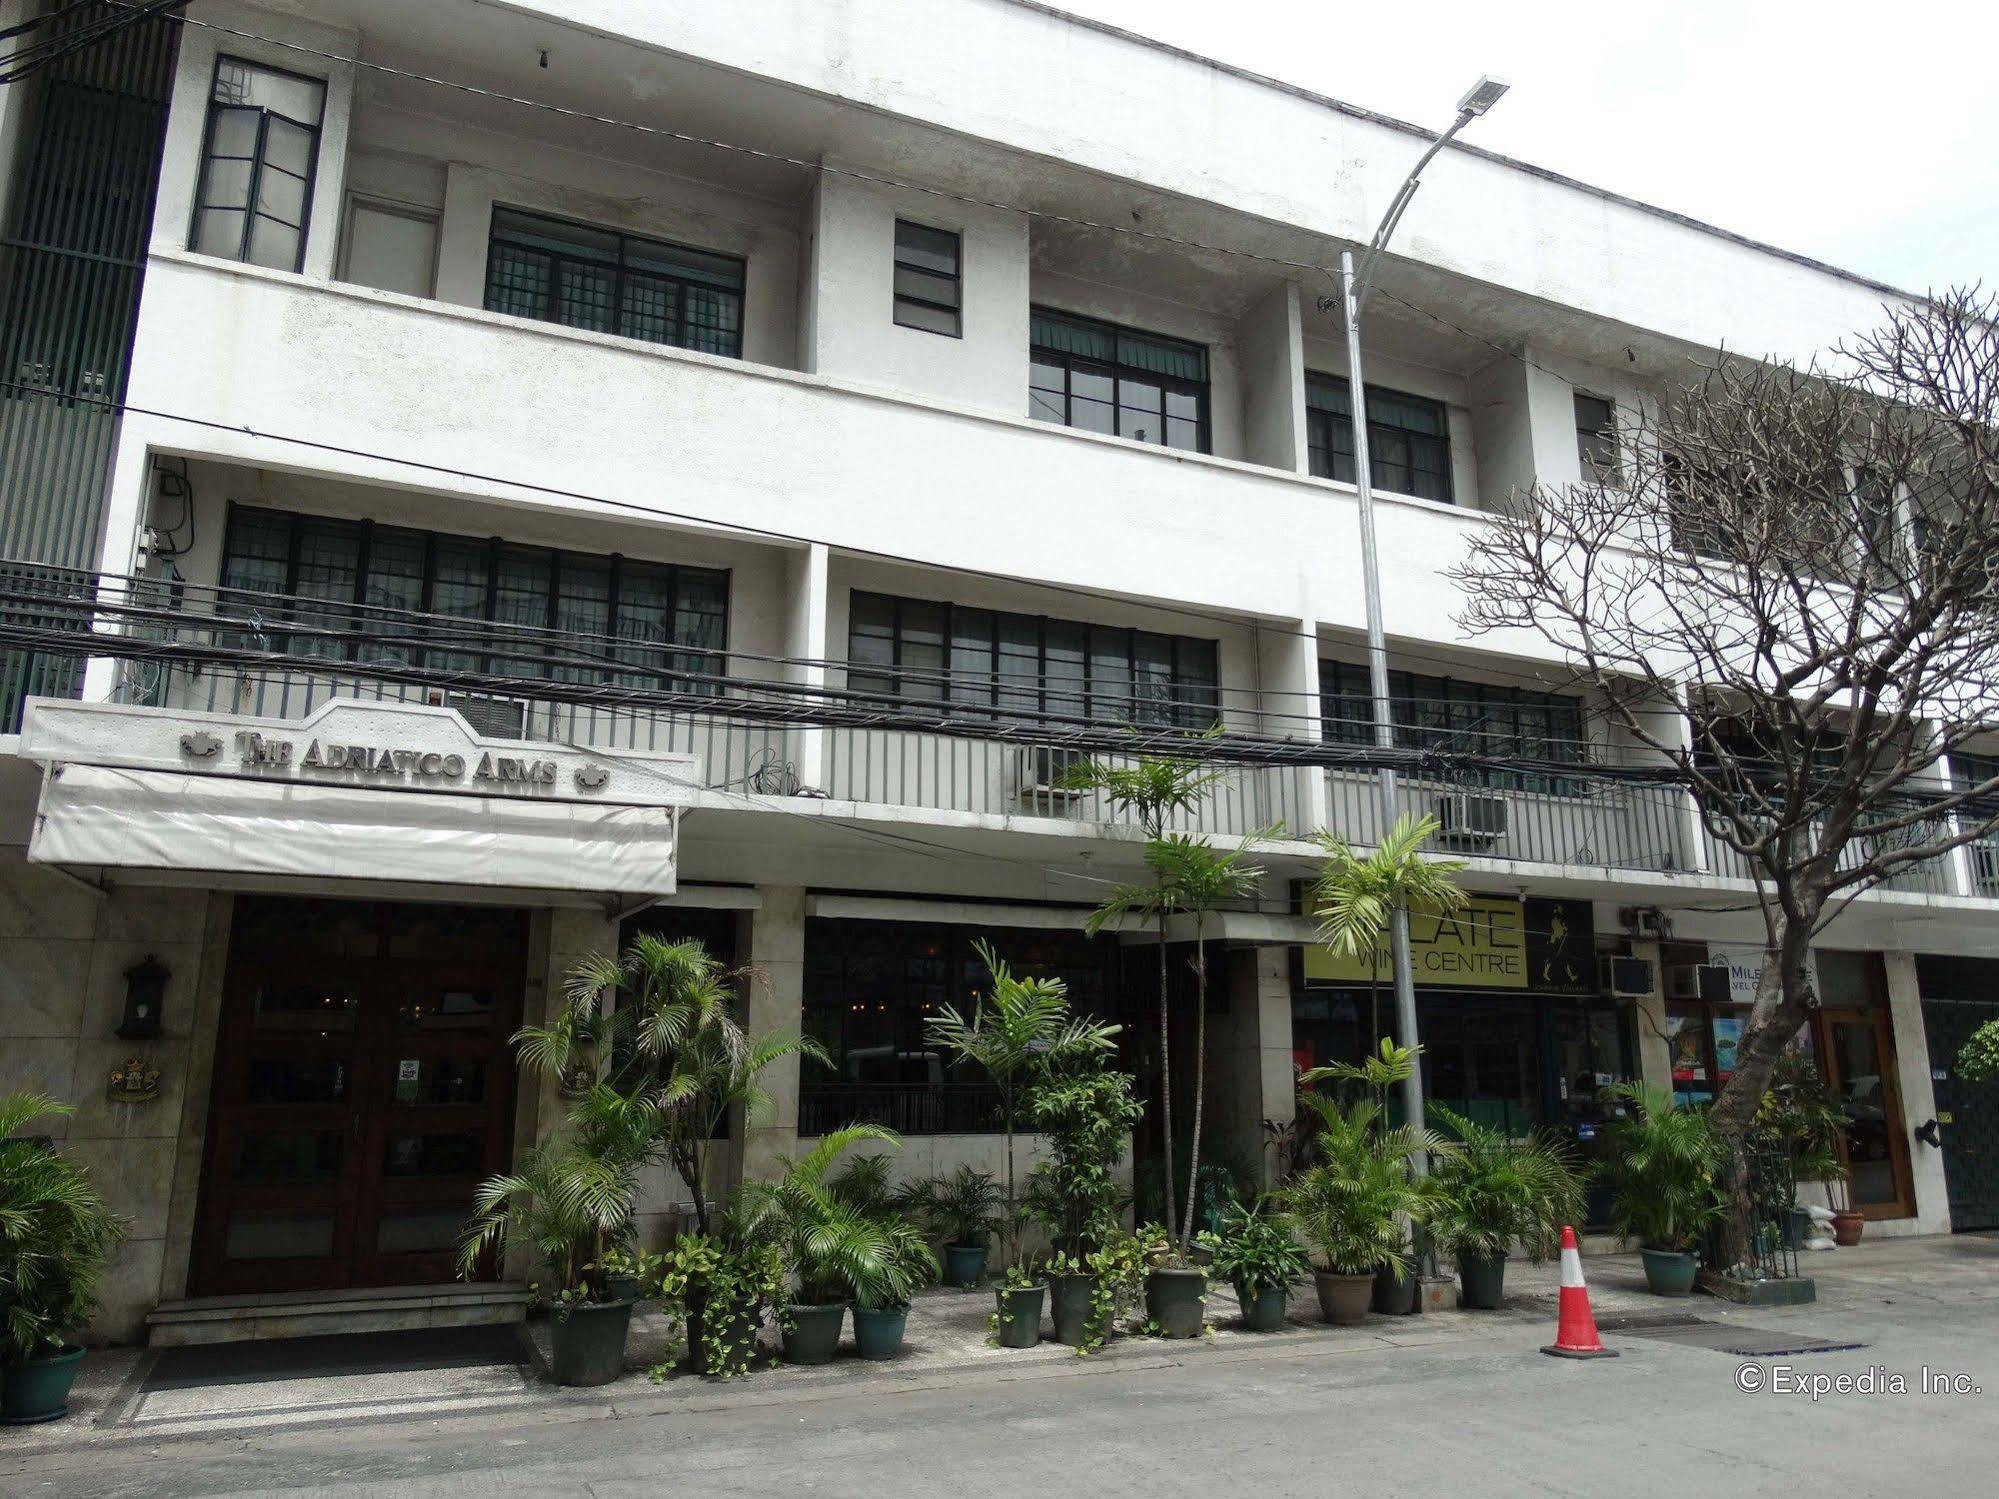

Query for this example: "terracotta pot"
[1313,1269,1374,1325]
[1831,1209,1866,1247]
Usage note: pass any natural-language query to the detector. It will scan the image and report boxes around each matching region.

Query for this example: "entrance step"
[146,1283,531,1348]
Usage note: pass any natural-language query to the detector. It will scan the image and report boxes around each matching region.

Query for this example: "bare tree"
[1450,289,1999,1267]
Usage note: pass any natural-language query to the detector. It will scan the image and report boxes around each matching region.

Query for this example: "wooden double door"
[192,898,528,1296]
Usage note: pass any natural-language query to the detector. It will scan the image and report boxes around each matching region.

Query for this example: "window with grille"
[1320,659,1586,792]
[1029,308,1209,453]
[892,220,961,336]
[850,591,1219,729]
[1575,393,1621,485]
[219,506,729,692]
[190,57,326,272]
[1306,374,1453,503]
[483,206,746,357]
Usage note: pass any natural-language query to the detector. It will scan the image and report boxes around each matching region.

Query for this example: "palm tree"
[925,940,1119,1269]
[0,1093,124,1359]
[1065,751,1225,1257]
[1308,812,1468,1046]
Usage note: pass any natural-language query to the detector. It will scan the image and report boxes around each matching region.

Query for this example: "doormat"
[1604,1318,1864,1357]
[146,1324,523,1393]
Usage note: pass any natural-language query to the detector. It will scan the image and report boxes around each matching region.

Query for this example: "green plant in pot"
[927,941,1121,1349]
[1427,1106,1583,1310]
[1749,1052,1849,1250]
[1285,1087,1444,1326]
[905,1166,1003,1288]
[0,1093,125,1426]
[1598,1084,1727,1296]
[651,1209,786,1381]
[1027,1043,1143,1345]
[1196,1196,1308,1332]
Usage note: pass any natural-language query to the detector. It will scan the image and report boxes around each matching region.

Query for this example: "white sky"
[1059,0,1997,293]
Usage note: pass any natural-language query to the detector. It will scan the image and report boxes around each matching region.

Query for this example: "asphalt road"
[14,1291,1996,1497]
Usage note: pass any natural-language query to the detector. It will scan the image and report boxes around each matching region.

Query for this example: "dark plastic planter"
[1457,1251,1509,1309]
[1,1345,85,1426]
[548,1298,634,1387]
[1313,1269,1374,1325]
[944,1243,989,1288]
[1234,1278,1290,1332]
[1372,1259,1419,1315]
[1641,1247,1699,1296]
[1146,1267,1207,1338]
[1781,1208,1811,1251]
[1050,1272,1095,1346]
[851,1304,909,1360]
[781,1302,846,1365]
[995,1284,1046,1348]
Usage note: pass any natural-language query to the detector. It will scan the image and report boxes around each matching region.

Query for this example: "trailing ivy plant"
[1066,1227,1159,1355]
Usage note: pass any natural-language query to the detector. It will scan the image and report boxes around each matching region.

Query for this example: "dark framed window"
[483,206,746,357]
[1320,659,1586,793]
[190,56,326,272]
[800,919,1118,1135]
[851,591,1219,730]
[1306,373,1453,503]
[1575,393,1620,485]
[892,220,961,337]
[1029,307,1209,453]
[219,505,729,692]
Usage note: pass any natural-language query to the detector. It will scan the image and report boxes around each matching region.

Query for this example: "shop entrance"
[191,898,528,1296]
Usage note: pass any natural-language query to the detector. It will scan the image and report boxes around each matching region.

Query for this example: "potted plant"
[0,1094,124,1426]
[653,1214,786,1380]
[1285,1088,1442,1325]
[1197,1196,1308,1332]
[1027,1045,1143,1345]
[1428,1107,1583,1310]
[927,943,1121,1349]
[905,1167,1002,1288]
[1599,1084,1727,1296]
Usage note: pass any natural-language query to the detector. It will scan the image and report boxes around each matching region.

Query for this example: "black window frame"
[1305,372,1454,504]
[481,204,747,358]
[1574,392,1621,485]
[218,504,730,694]
[189,54,327,274]
[849,590,1220,731]
[891,219,962,338]
[1319,659,1587,794]
[1029,306,1211,454]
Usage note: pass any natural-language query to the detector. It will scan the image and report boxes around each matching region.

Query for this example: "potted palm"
[1428,1107,1583,1310]
[927,943,1120,1349]
[1599,1084,1727,1295]
[1286,1089,1442,1324]
[0,1093,124,1426]
[906,1167,1004,1288]
[1197,1196,1308,1332]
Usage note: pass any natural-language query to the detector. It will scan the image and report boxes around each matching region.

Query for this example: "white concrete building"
[2,0,1993,1344]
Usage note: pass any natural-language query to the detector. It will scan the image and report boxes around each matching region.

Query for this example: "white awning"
[29,764,677,897]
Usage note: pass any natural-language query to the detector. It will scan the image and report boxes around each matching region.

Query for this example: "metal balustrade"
[797,1083,1005,1137]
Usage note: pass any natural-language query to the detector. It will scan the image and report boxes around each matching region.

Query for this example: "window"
[850,591,1219,729]
[1320,659,1586,793]
[1029,308,1208,453]
[1574,393,1620,485]
[191,57,326,272]
[483,206,746,357]
[1306,374,1453,503]
[219,506,729,692]
[892,220,961,336]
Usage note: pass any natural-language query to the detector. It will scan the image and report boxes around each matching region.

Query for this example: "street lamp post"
[1337,75,1509,1154]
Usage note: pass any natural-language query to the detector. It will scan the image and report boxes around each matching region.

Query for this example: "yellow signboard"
[1303,896,1530,990]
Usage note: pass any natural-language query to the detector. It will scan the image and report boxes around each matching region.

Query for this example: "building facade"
[1,0,1994,1345]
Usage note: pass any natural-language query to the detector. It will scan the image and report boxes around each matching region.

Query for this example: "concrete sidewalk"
[8,1231,1993,1478]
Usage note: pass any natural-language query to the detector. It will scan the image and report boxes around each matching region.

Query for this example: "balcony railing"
[798,1083,1005,1137]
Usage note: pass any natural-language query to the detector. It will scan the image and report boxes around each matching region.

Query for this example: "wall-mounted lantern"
[118,954,170,1041]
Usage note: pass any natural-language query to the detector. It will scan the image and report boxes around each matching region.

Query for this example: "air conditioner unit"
[1664,962,1733,1003]
[1599,955,1656,997]
[1435,791,1508,845]
[1015,745,1086,805]
[425,688,528,740]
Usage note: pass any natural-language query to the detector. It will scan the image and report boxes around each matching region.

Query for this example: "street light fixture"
[1336,77,1509,1158]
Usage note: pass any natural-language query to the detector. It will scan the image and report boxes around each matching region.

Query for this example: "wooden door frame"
[1814,1005,1917,1221]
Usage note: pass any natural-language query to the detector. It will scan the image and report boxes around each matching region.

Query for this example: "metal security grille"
[0,1,179,728]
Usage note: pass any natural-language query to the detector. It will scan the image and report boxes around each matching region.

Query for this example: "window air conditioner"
[1664,962,1733,1003]
[425,688,529,740]
[1016,745,1087,805]
[1435,791,1509,845]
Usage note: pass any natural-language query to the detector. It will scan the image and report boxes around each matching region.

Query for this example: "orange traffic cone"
[1542,1225,1618,1359]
